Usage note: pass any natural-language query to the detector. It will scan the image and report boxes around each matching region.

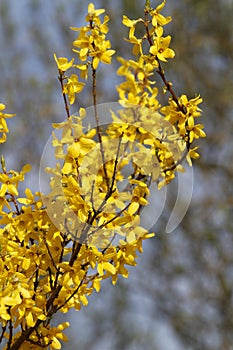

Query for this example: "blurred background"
[0,0,233,349]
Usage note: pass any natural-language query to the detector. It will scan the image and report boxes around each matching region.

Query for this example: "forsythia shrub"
[0,1,205,349]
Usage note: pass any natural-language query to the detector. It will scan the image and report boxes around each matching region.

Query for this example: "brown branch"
[46,285,63,318]
[33,268,39,300]
[69,242,83,267]
[92,65,109,190]
[58,73,71,119]
[90,18,109,191]
[7,193,21,216]
[9,319,42,350]
[43,235,60,273]
[7,319,13,350]
[106,134,123,199]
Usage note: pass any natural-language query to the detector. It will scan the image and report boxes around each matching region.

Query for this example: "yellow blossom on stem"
[86,3,105,21]
[0,103,16,143]
[150,35,175,61]
[91,41,115,69]
[150,0,172,27]
[63,74,85,105]
[54,54,74,73]
[0,164,31,196]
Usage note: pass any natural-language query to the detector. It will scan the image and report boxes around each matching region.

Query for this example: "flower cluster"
[0,184,151,348]
[0,2,205,349]
[54,3,115,108]
[116,0,206,173]
[161,94,206,165]
[72,3,115,70]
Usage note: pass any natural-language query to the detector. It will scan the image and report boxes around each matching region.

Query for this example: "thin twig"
[92,65,109,190]
[90,17,109,190]
[58,73,71,119]
[88,202,131,237]
[43,234,60,273]
[7,319,13,350]
[107,134,123,199]
[55,272,87,313]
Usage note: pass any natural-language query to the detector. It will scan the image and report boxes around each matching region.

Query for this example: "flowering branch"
[0,2,205,349]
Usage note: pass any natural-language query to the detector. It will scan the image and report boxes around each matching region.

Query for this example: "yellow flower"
[17,188,42,208]
[150,35,175,61]
[0,189,11,212]
[188,123,206,143]
[73,63,89,80]
[140,156,160,181]
[0,103,16,143]
[105,189,131,210]
[150,1,172,27]
[99,15,110,34]
[91,41,115,69]
[122,15,142,28]
[186,147,200,166]
[125,26,142,56]
[86,3,105,21]
[72,27,90,61]
[0,103,15,132]
[127,181,149,215]
[97,260,116,276]
[63,74,85,104]
[0,164,31,196]
[54,54,74,73]
[72,7,115,70]
[179,94,203,117]
[161,94,204,142]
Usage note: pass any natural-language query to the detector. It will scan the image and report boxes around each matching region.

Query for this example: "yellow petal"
[22,258,31,270]
[68,143,80,158]
[51,337,62,350]
[93,279,101,292]
[149,45,158,56]
[22,164,31,173]
[26,312,35,327]
[80,294,88,306]
[93,56,99,70]
[8,184,18,196]
[128,202,139,215]
[127,231,136,243]
[97,263,104,276]
[103,262,116,275]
